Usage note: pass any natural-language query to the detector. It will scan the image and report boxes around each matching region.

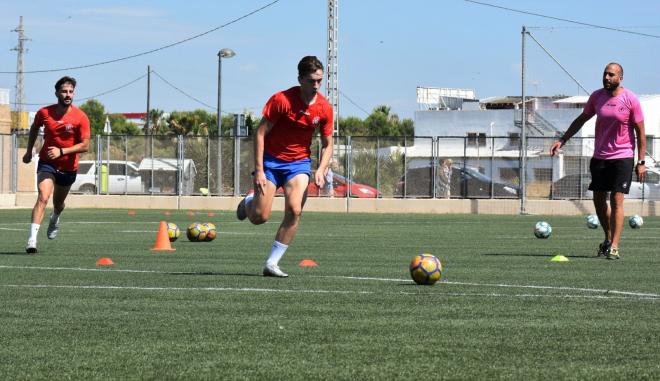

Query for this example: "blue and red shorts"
[263,154,310,188]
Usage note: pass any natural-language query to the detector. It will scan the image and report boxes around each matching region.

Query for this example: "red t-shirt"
[262,86,334,162]
[35,104,91,171]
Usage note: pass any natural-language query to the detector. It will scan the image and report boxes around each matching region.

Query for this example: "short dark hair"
[606,62,623,76]
[297,56,324,77]
[55,76,77,91]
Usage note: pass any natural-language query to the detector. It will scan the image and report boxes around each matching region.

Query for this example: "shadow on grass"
[167,271,263,277]
[0,251,30,256]
[483,253,594,259]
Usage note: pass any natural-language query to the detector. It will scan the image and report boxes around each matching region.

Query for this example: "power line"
[0,0,280,74]
[12,72,148,107]
[339,90,369,116]
[151,70,220,112]
[464,0,660,38]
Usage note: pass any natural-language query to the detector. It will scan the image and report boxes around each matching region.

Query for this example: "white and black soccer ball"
[586,214,600,229]
[534,221,552,239]
[628,215,644,229]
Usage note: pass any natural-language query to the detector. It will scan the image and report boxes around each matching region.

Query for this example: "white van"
[71,160,144,194]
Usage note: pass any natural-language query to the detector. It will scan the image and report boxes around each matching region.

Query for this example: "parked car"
[551,167,660,199]
[397,165,519,198]
[70,160,144,194]
[306,173,380,198]
[253,173,380,198]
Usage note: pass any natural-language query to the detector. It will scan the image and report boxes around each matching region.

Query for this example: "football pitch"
[1,208,658,380]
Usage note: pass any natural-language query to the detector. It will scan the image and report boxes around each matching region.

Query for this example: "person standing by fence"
[550,62,646,260]
[23,76,91,254]
[235,56,334,277]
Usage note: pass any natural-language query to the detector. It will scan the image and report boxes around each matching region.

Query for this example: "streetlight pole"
[216,48,235,195]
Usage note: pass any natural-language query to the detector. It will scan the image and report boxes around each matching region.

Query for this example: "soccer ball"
[187,223,207,242]
[628,215,643,229]
[167,222,181,242]
[534,221,552,239]
[409,254,442,286]
[203,223,217,241]
[586,214,600,229]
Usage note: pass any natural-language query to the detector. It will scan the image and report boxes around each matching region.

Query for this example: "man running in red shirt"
[236,56,334,277]
[23,76,91,253]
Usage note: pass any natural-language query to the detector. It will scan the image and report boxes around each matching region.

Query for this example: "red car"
[255,173,380,198]
[306,173,380,198]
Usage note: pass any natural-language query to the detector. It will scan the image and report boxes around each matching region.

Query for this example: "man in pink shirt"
[236,56,334,277]
[550,63,646,260]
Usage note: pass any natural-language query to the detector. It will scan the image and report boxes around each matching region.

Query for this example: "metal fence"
[2,133,658,201]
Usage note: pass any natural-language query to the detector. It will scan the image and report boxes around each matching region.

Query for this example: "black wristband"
[59,147,64,157]
[637,160,645,166]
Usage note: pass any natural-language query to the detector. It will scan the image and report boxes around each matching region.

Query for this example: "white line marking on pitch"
[312,275,660,299]
[0,284,657,300]
[1,265,658,300]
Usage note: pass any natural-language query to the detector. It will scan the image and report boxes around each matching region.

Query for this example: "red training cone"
[96,257,115,265]
[151,221,176,251]
[298,259,318,267]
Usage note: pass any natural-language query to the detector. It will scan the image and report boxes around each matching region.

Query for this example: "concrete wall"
[3,193,658,216]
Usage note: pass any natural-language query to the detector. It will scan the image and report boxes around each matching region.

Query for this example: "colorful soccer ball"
[586,214,600,229]
[409,254,442,286]
[187,223,207,242]
[167,222,181,242]
[628,215,643,229]
[203,223,217,241]
[534,221,552,239]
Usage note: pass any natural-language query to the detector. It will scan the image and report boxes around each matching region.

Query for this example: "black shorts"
[588,158,634,194]
[37,161,77,187]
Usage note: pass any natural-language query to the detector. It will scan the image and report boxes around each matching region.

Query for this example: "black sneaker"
[236,198,247,221]
[597,240,611,257]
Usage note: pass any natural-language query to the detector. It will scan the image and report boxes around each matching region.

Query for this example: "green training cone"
[550,255,569,262]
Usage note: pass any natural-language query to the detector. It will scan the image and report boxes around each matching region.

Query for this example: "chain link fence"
[2,133,658,201]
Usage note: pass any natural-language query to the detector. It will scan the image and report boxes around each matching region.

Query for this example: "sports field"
[1,208,658,380]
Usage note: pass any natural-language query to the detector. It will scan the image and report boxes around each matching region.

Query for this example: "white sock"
[266,241,288,267]
[29,223,40,241]
[245,192,254,206]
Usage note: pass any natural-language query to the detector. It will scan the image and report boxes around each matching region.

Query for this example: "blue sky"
[1,0,659,120]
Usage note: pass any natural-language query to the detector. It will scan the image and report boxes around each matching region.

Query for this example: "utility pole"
[520,26,527,215]
[326,0,339,137]
[11,16,29,130]
[145,65,151,134]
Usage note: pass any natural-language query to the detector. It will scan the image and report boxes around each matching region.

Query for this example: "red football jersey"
[262,86,333,162]
[35,104,91,171]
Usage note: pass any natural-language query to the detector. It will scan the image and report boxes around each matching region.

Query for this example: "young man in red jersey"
[236,56,334,277]
[23,76,91,253]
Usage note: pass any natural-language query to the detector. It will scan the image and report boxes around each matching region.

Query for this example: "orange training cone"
[151,221,176,251]
[187,211,195,217]
[163,211,172,216]
[207,212,216,217]
[127,210,136,216]
[298,259,318,267]
[96,257,115,265]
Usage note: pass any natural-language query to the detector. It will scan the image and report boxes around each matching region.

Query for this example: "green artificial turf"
[0,208,658,380]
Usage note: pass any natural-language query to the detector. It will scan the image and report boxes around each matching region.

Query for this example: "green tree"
[338,106,413,137]
[145,109,166,134]
[79,99,105,135]
[107,114,141,135]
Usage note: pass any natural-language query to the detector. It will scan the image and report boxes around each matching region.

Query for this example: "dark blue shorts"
[37,161,77,187]
[263,154,311,189]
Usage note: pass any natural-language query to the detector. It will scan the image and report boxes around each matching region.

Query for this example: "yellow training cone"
[550,255,569,262]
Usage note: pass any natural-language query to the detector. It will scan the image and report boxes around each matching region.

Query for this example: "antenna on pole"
[326,0,339,137]
[11,16,30,130]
